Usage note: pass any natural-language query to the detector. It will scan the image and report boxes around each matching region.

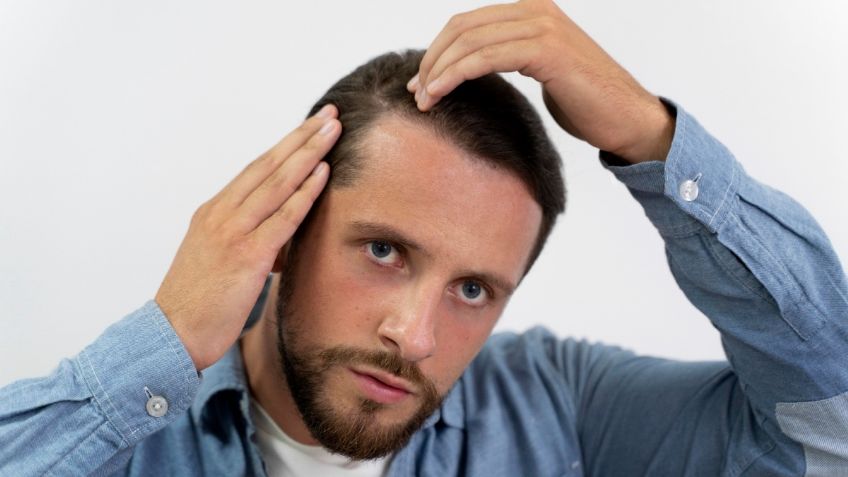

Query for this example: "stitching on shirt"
[151,302,197,411]
[775,390,848,476]
[701,226,777,305]
[730,213,828,340]
[730,212,806,339]
[80,349,134,442]
[823,269,848,309]
[732,437,778,477]
[659,108,714,240]
[605,163,653,176]
[668,100,687,166]
[44,419,128,476]
[706,158,738,231]
[735,198,833,330]
[736,209,825,317]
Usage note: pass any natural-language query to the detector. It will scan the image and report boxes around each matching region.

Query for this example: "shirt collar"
[428,377,466,429]
[191,342,250,427]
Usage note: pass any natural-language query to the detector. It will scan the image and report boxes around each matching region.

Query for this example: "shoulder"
[471,326,633,375]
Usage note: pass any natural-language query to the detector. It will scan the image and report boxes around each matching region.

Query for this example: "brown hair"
[307,49,566,272]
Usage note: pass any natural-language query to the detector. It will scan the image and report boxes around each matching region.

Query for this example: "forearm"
[603,99,848,466]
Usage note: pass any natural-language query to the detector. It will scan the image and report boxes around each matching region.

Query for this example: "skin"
[154,0,675,451]
[241,115,542,445]
[410,0,674,164]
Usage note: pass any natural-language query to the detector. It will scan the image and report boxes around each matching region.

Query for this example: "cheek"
[290,249,391,338]
[427,314,495,392]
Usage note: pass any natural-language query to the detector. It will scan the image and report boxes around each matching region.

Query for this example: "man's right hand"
[154,104,340,371]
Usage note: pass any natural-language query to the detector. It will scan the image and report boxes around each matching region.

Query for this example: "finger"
[215,104,337,207]
[406,73,420,93]
[424,19,542,93]
[418,3,527,88]
[253,160,331,251]
[236,118,340,230]
[418,39,542,111]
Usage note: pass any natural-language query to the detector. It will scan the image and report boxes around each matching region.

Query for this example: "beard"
[274,249,443,460]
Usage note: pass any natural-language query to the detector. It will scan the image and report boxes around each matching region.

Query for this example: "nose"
[377,283,439,362]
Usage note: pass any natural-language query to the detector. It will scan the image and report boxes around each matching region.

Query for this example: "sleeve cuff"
[75,300,201,446]
[600,98,744,237]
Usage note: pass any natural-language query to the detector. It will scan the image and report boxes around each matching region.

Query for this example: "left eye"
[365,240,401,266]
[455,280,489,306]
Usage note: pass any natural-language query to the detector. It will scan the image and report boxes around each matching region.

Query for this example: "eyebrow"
[348,220,518,296]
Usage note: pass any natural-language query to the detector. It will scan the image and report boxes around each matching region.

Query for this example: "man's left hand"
[408,0,674,164]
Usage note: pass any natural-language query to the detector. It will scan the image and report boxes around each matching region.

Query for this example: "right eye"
[364,240,402,267]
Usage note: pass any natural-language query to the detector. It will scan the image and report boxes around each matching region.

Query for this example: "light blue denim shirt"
[2,101,847,476]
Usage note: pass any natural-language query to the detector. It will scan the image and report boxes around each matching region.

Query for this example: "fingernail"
[419,90,430,108]
[316,104,333,119]
[426,77,442,96]
[407,73,420,92]
[311,161,328,176]
[319,120,336,135]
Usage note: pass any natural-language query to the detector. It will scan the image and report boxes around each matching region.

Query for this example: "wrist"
[611,97,676,164]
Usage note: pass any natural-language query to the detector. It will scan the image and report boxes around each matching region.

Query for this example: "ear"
[271,242,292,273]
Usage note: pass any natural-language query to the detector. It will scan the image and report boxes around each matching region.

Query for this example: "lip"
[349,367,415,404]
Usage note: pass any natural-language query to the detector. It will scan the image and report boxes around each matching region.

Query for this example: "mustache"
[318,346,431,389]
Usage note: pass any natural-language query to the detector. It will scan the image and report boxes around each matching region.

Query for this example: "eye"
[454,280,490,306]
[364,240,402,267]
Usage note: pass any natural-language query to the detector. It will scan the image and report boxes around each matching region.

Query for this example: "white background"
[1,1,846,386]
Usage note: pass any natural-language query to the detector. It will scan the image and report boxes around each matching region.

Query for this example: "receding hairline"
[322,111,543,279]
[328,110,522,191]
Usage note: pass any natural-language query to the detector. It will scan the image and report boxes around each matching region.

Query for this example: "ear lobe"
[271,243,292,273]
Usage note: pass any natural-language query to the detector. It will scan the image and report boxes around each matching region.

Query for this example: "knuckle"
[537,15,557,33]
[419,57,433,78]
[264,171,297,198]
[242,155,269,177]
[305,130,328,150]
[230,234,255,257]
[456,29,477,51]
[215,221,237,242]
[295,119,317,136]
[275,203,300,226]
[447,12,466,30]
[191,201,212,225]
[477,44,496,64]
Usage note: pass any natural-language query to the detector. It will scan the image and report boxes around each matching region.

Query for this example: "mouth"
[348,367,415,405]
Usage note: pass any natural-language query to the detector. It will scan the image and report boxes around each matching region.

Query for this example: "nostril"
[379,334,401,354]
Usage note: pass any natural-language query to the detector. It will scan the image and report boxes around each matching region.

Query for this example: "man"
[2,0,847,475]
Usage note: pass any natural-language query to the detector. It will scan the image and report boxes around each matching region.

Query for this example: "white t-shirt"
[250,399,390,477]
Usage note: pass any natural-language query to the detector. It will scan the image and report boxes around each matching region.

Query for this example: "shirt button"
[146,395,168,417]
[679,179,700,202]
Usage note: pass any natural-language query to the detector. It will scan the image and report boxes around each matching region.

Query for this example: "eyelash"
[361,240,495,306]
[450,280,491,307]
[363,240,404,268]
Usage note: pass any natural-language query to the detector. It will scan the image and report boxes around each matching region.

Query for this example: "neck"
[240,273,319,446]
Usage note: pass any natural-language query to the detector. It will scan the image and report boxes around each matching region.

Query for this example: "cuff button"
[679,175,701,202]
[144,386,169,418]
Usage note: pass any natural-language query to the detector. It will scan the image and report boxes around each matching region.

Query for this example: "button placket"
[144,386,169,418]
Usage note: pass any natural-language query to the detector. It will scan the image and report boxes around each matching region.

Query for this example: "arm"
[565,100,848,475]
[412,1,848,473]
[0,106,339,474]
[0,302,200,475]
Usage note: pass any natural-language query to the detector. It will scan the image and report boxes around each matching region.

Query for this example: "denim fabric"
[2,101,847,476]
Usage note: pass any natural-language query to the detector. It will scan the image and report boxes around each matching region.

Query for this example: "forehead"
[321,115,542,285]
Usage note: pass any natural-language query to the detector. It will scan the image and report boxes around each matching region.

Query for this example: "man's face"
[275,115,543,459]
